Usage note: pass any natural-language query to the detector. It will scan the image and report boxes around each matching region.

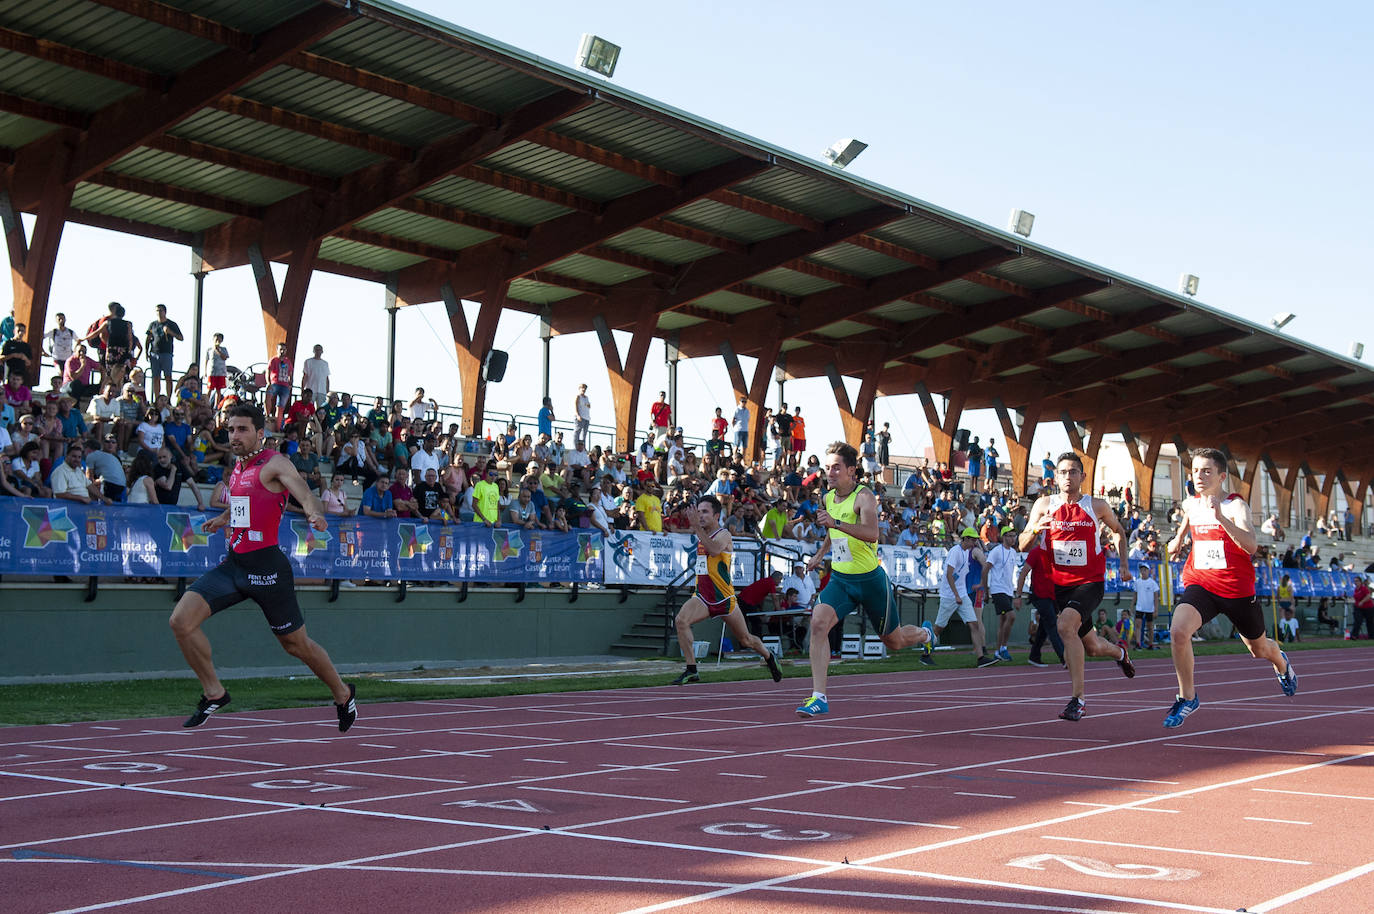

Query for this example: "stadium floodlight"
[1270,312,1296,331]
[576,34,621,78]
[1008,209,1035,237]
[1178,273,1200,297]
[1349,341,1365,360]
[823,138,867,169]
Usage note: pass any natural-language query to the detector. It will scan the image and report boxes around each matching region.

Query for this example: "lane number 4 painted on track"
[1008,854,1199,882]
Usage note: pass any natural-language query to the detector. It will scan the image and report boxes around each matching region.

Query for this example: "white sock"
[812,691,826,701]
[1119,646,1126,661]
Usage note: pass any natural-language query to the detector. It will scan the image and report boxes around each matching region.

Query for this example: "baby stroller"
[225,362,267,405]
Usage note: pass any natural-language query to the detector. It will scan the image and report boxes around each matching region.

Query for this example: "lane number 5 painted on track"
[1008,854,1199,881]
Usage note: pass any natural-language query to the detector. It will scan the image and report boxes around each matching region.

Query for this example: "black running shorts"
[189,546,305,635]
[1179,584,1265,640]
[1054,582,1105,638]
[990,593,1015,616]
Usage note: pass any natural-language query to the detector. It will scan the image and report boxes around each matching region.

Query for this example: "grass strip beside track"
[1,638,1367,726]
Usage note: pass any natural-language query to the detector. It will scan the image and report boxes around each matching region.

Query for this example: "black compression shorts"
[189,547,305,635]
[1179,584,1265,640]
[1055,582,1105,638]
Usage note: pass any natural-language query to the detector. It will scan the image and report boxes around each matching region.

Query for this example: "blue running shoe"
[920,622,935,657]
[996,647,1013,662]
[1163,694,1200,728]
[795,696,828,719]
[1276,652,1298,696]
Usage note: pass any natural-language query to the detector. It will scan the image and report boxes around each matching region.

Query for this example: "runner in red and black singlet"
[1020,452,1136,721]
[170,402,357,731]
[1162,448,1295,729]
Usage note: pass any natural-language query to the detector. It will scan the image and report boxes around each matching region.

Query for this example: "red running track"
[3,650,1373,914]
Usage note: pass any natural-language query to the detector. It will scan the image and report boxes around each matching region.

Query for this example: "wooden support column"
[1353,478,1370,537]
[1274,463,1300,529]
[826,362,880,446]
[1119,422,1167,511]
[1315,468,1337,524]
[1236,453,1262,502]
[249,237,319,366]
[443,262,507,439]
[594,301,659,454]
[916,382,966,467]
[993,397,1041,496]
[2,149,73,385]
[1061,408,1109,492]
[718,336,780,463]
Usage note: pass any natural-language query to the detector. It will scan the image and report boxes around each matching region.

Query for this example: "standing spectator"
[771,404,793,468]
[731,395,750,455]
[634,481,664,532]
[0,308,12,343]
[98,304,140,390]
[710,407,727,440]
[43,312,77,371]
[539,395,556,439]
[203,332,229,407]
[408,387,435,422]
[144,304,183,399]
[860,430,880,478]
[300,344,330,406]
[966,436,984,490]
[63,344,101,403]
[876,421,891,468]
[1,322,32,378]
[1352,577,1374,639]
[984,443,1000,493]
[265,341,293,422]
[573,383,591,448]
[790,406,807,464]
[649,390,672,439]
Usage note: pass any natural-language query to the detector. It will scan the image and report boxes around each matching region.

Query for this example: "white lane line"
[606,743,734,755]
[1042,835,1311,865]
[1254,788,1374,801]
[89,727,120,731]
[975,733,1110,743]
[1168,743,1332,757]
[163,753,284,767]
[517,786,687,804]
[717,773,766,779]
[998,768,1179,785]
[360,744,396,749]
[1244,817,1312,826]
[807,779,904,790]
[521,758,569,765]
[751,807,960,830]
[1063,801,1179,813]
[1248,859,1374,912]
[324,770,468,786]
[956,791,1016,799]
[787,753,938,767]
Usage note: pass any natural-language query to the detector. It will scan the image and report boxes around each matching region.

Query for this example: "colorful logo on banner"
[85,512,108,550]
[492,529,523,562]
[397,523,433,560]
[166,512,210,553]
[608,532,634,572]
[577,533,600,563]
[339,523,361,558]
[438,528,457,561]
[289,518,332,556]
[22,505,76,548]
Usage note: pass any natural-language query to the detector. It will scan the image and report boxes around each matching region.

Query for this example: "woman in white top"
[322,474,350,516]
[126,451,158,504]
[136,409,165,456]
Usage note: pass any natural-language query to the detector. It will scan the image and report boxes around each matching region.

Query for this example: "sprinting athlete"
[796,442,933,718]
[169,403,357,731]
[671,495,783,685]
[1020,452,1135,721]
[1162,448,1295,728]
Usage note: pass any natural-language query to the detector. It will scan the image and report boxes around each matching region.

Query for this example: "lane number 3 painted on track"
[1008,854,1199,881]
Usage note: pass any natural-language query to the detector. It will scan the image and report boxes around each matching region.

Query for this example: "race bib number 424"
[1195,540,1227,570]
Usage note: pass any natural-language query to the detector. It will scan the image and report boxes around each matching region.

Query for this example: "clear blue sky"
[24,0,1374,460]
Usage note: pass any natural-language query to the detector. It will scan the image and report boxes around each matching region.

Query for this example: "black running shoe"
[672,670,700,685]
[182,692,231,729]
[765,650,783,683]
[335,683,357,733]
[976,652,1000,668]
[1059,696,1085,721]
[1115,641,1136,679]
[1026,655,1048,668]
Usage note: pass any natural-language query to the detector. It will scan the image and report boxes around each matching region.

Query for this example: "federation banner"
[1,501,603,583]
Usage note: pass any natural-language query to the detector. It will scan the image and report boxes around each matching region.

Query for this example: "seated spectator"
[1277,606,1300,642]
[413,467,448,519]
[507,484,542,529]
[1316,597,1340,634]
[126,451,158,504]
[10,440,50,497]
[85,434,128,501]
[1095,607,1114,643]
[337,431,380,488]
[359,473,397,519]
[896,517,922,548]
[321,474,350,516]
[51,442,108,504]
[389,471,418,518]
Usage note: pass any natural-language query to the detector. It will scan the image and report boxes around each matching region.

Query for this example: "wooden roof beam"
[849,234,939,270]
[0,92,88,129]
[331,226,459,263]
[0,25,162,89]
[455,163,600,215]
[392,197,529,241]
[213,94,412,160]
[84,171,264,219]
[289,50,499,127]
[146,134,337,192]
[85,0,255,51]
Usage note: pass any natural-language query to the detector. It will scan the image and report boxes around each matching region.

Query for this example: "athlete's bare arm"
[805,533,831,575]
[698,524,730,557]
[203,509,232,533]
[818,488,880,543]
[262,454,328,531]
[1094,498,1132,581]
[1209,496,1259,556]
[1018,497,1051,552]
[1166,511,1191,557]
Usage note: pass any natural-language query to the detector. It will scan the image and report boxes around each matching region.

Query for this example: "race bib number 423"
[1052,539,1087,567]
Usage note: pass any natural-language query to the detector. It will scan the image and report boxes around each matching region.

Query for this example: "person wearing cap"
[795,442,934,718]
[981,525,1022,663]
[930,527,997,668]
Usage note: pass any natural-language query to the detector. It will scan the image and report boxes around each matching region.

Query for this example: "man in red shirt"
[1352,577,1374,639]
[265,342,293,424]
[1017,537,1065,666]
[1163,447,1295,728]
[738,569,784,635]
[650,390,672,438]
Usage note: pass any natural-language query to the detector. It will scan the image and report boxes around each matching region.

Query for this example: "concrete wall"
[0,584,660,679]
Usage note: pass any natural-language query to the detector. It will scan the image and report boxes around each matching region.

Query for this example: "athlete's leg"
[1240,631,1286,670]
[997,608,1016,652]
[806,602,839,694]
[169,592,225,699]
[1170,603,1203,700]
[275,626,350,703]
[1082,628,1129,660]
[1058,609,1086,697]
[881,623,927,651]
[673,595,711,662]
[968,619,986,657]
[722,607,768,658]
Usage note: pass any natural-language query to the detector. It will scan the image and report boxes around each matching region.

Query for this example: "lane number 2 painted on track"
[702,822,848,842]
[1008,854,1199,881]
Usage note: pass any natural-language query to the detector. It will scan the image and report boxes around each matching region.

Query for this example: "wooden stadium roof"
[2,0,1372,507]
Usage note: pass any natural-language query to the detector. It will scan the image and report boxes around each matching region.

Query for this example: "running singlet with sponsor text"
[695,530,734,607]
[226,450,286,554]
[1045,493,1105,587]
[1180,493,1254,598]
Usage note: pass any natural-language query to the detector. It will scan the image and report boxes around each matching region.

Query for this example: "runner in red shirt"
[1016,538,1065,667]
[1162,447,1295,728]
[169,402,357,731]
[1020,452,1135,721]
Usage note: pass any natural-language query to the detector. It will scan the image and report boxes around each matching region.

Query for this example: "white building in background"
[1093,438,1184,512]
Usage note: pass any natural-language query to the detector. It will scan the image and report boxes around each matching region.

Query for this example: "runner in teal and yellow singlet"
[796,442,933,718]
[670,495,784,685]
